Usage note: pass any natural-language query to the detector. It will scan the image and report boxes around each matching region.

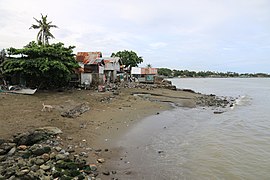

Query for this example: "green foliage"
[0,49,5,64]
[2,41,79,88]
[30,14,58,45]
[158,68,270,78]
[158,68,172,77]
[111,50,143,68]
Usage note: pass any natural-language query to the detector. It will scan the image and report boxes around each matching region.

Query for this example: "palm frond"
[30,14,58,45]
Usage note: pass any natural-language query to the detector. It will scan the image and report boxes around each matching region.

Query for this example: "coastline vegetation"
[0,14,79,89]
[158,68,270,78]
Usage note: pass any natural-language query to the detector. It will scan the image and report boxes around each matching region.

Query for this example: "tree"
[30,14,58,45]
[158,68,172,77]
[0,49,5,65]
[2,41,79,89]
[146,64,152,68]
[111,50,143,68]
[0,49,6,83]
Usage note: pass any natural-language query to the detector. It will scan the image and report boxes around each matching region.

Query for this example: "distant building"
[131,67,158,83]
[103,57,121,82]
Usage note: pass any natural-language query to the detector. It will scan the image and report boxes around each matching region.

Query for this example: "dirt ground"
[0,87,201,140]
[0,86,204,179]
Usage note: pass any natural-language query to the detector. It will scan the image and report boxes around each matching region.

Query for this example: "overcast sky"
[1,0,270,73]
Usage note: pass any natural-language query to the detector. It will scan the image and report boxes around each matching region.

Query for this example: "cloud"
[149,42,168,49]
[0,0,270,72]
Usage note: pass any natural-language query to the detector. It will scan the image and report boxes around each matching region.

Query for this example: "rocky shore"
[0,82,236,179]
[0,127,107,179]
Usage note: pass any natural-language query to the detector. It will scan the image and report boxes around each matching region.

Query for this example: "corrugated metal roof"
[103,57,120,64]
[76,52,102,64]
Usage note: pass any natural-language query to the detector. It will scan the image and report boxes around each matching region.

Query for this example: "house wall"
[81,73,92,85]
[84,64,99,73]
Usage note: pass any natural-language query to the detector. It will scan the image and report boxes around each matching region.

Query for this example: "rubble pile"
[120,81,177,91]
[0,127,100,180]
[196,94,235,108]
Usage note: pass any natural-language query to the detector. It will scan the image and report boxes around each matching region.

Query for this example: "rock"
[30,145,51,156]
[7,147,16,156]
[125,171,132,175]
[42,175,51,180]
[41,153,50,161]
[61,103,90,118]
[36,127,63,135]
[214,111,224,114]
[97,158,105,163]
[4,166,16,177]
[35,158,45,165]
[0,138,6,145]
[0,143,16,155]
[102,171,110,176]
[30,165,40,171]
[0,155,5,161]
[16,169,30,176]
[40,164,51,171]
[59,149,66,154]
[0,129,98,180]
[36,169,45,177]
[89,164,97,171]
[52,170,62,178]
[13,130,50,146]
[55,146,62,152]
[55,154,66,160]
[67,148,75,153]
[67,137,73,140]
[0,174,4,179]
[113,91,120,95]
[50,152,56,159]
[18,145,27,150]
[0,148,6,155]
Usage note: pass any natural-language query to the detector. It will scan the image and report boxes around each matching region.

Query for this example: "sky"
[0,0,270,73]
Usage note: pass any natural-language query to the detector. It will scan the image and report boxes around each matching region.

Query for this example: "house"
[76,52,104,87]
[131,67,158,83]
[75,52,122,87]
[103,57,121,83]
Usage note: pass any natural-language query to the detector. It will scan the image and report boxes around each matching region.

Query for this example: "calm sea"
[112,78,270,180]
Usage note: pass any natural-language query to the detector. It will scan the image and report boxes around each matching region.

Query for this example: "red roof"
[76,52,102,64]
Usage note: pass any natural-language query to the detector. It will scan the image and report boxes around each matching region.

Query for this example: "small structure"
[75,52,122,87]
[76,52,104,87]
[131,67,158,83]
[103,57,121,83]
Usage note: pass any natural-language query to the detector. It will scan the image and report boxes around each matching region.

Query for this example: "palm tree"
[30,14,58,45]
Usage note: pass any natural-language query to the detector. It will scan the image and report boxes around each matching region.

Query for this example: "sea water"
[113,78,270,180]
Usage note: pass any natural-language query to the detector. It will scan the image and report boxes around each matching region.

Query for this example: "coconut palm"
[30,14,58,45]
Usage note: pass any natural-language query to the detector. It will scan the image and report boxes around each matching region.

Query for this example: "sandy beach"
[0,84,232,179]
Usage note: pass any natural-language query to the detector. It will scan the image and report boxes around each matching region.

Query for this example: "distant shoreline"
[157,68,270,78]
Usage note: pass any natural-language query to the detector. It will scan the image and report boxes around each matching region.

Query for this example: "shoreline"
[0,85,234,179]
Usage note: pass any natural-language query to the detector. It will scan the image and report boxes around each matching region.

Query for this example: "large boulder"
[13,127,62,146]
